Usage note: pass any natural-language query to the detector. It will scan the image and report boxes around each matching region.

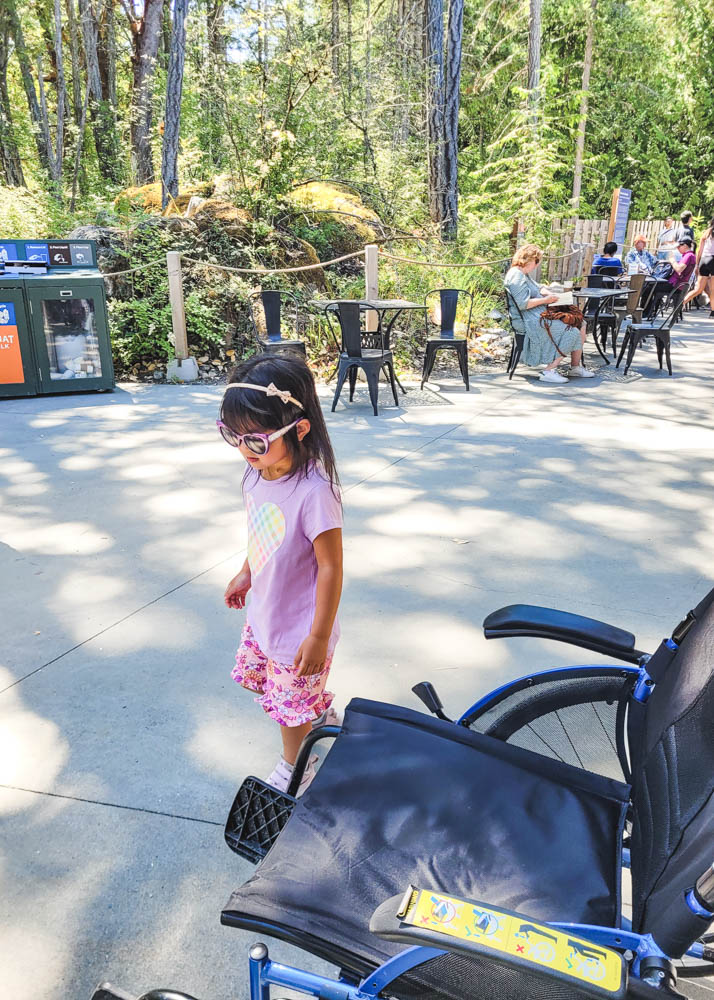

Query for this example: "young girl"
[219,353,343,795]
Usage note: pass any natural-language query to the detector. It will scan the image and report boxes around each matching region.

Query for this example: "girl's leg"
[281,720,312,765]
[683,276,706,306]
[708,276,714,313]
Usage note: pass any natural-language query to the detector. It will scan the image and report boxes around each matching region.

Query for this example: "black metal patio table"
[573,287,630,363]
[311,298,427,388]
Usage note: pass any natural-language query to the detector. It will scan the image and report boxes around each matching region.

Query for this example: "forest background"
[0,0,712,375]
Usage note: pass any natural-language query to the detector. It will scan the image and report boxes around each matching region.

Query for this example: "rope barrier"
[377,247,583,268]
[181,249,364,275]
[98,244,586,281]
[101,257,166,277]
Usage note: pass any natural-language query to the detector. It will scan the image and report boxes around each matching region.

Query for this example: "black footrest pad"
[225,777,295,863]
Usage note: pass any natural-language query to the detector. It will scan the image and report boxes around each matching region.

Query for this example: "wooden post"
[167,250,188,360]
[365,243,379,332]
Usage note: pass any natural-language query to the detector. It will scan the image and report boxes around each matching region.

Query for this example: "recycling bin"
[0,238,114,399]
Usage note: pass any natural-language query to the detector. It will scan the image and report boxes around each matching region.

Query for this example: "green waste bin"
[0,238,114,399]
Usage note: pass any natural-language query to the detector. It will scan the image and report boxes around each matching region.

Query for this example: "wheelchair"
[93,587,714,1000]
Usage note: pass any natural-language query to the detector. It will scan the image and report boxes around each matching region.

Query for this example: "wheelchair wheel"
[462,669,634,781]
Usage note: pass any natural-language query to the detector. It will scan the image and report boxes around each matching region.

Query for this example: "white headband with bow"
[224,382,304,409]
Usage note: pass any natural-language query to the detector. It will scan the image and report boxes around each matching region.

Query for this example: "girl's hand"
[224,568,251,609]
[294,634,329,676]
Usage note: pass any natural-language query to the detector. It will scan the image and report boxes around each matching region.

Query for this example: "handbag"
[539,305,585,357]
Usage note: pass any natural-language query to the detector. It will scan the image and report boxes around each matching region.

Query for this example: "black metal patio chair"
[616,286,687,375]
[420,289,473,391]
[326,301,402,416]
[247,290,307,355]
[503,289,526,380]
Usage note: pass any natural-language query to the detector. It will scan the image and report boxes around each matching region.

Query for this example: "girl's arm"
[294,528,343,676]
[225,558,251,609]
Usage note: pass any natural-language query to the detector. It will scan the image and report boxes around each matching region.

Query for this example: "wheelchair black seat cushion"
[222,699,629,977]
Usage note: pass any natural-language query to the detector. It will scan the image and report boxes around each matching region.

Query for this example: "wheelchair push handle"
[482,604,647,664]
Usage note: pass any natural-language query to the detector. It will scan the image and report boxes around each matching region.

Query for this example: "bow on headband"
[224,382,304,409]
[266,382,294,404]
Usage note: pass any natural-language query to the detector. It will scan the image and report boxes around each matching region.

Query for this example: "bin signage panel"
[0,241,18,262]
[24,242,49,263]
[0,301,24,384]
[48,242,72,265]
[70,243,94,266]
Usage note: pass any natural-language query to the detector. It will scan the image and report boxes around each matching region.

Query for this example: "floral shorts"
[232,624,334,727]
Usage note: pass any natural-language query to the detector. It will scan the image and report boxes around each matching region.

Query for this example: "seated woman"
[505,244,594,384]
[592,241,624,274]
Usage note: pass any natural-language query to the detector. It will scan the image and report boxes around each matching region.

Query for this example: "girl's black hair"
[220,353,340,496]
[603,241,618,255]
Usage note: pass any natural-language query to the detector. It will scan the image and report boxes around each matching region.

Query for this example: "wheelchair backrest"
[629,585,714,954]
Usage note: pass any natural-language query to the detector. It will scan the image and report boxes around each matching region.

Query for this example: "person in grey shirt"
[657,218,677,259]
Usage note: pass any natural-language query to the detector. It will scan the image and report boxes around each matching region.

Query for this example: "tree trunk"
[331,0,340,83]
[161,0,188,207]
[65,0,84,123]
[346,0,353,106]
[128,0,165,185]
[365,0,372,116]
[70,74,91,209]
[6,0,52,173]
[442,0,463,238]
[0,13,25,186]
[51,0,67,187]
[527,0,541,127]
[426,0,445,227]
[78,0,122,182]
[204,0,225,167]
[571,0,596,210]
[98,0,118,109]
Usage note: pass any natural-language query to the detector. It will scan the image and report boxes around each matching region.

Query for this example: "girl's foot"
[539,368,568,383]
[312,706,343,729]
[266,754,318,797]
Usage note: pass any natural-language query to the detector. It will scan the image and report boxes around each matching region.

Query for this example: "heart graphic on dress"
[246,495,286,575]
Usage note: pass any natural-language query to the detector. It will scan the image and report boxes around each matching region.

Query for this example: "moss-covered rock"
[285,181,385,253]
[114,181,215,215]
[191,198,253,240]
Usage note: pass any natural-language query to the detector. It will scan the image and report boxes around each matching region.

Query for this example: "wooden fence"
[547,217,667,280]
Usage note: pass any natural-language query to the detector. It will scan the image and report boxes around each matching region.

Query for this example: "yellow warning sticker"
[402,890,623,995]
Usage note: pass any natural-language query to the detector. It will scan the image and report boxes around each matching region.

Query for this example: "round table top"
[573,287,630,298]
[311,298,426,310]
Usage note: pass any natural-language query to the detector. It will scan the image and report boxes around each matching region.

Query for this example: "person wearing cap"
[645,237,698,319]
[625,235,656,274]
[668,237,697,290]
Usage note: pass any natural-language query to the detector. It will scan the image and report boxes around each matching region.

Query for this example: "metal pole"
[365,243,378,332]
[167,250,188,361]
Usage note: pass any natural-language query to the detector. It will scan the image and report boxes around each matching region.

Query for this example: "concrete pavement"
[2,309,713,999]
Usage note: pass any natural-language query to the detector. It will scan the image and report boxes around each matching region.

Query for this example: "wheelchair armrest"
[370,888,627,1000]
[483,604,646,664]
